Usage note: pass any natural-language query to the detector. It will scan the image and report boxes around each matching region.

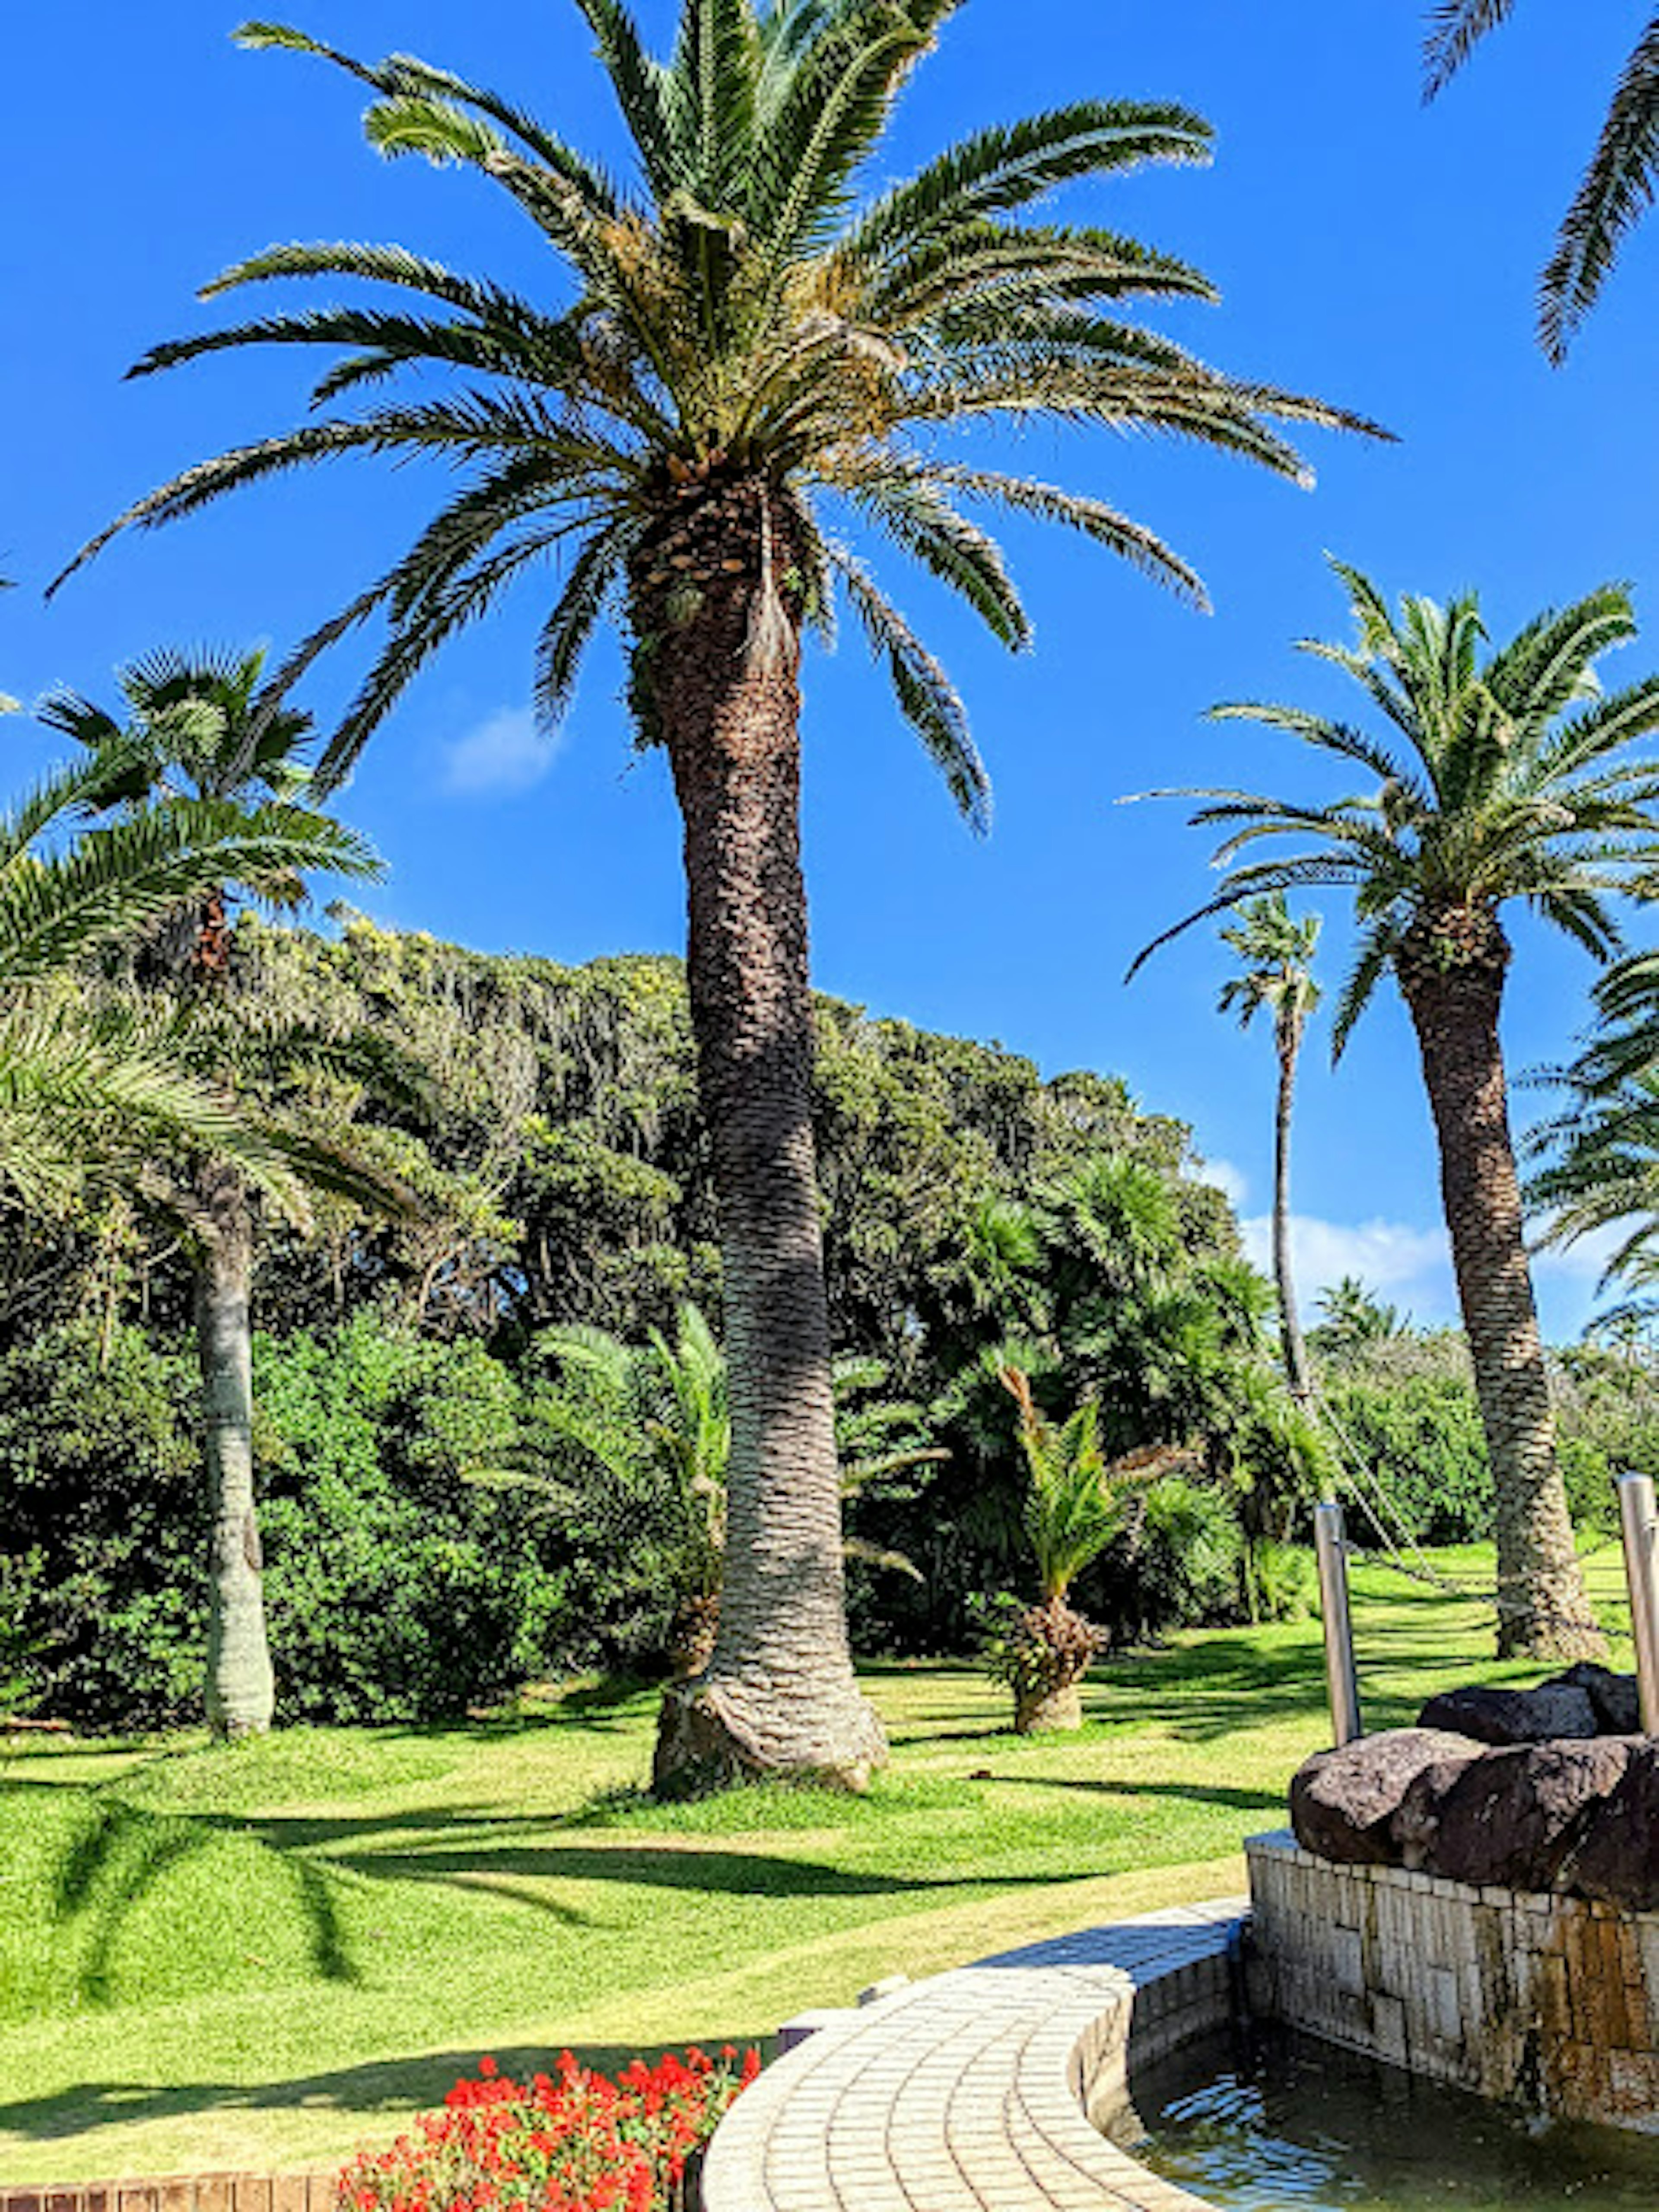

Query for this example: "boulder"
[1416,1682,1598,1746]
[1421,1738,1634,1891]
[1562,1742,1659,1910]
[1391,1746,1487,1870]
[1547,1662,1643,1738]
[1290,1729,1485,1865]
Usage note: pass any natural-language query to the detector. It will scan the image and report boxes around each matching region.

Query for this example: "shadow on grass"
[0,2033,768,2153]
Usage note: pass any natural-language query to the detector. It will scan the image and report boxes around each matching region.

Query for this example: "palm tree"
[1216,893,1321,1401]
[1135,561,1659,1659]
[54,2,1376,1790]
[1310,1274,1405,1364]
[992,1363,1192,1731]
[41,648,386,1737]
[0,749,374,1217]
[1424,3,1658,359]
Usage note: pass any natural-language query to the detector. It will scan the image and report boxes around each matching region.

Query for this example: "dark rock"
[1421,1738,1633,1891]
[1416,1682,1598,1746]
[1547,1662,1642,1738]
[1561,1741,1659,1910]
[1392,1748,1487,1869]
[1291,1729,1485,1865]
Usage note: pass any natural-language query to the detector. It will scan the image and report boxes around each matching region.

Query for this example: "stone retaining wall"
[0,2180,333,2212]
[1247,1829,1659,2129]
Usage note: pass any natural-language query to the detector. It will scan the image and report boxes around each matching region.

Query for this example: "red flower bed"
[337,2045,761,2212]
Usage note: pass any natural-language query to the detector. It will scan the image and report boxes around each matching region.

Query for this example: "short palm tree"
[1216,893,1321,1401]
[41,648,387,1737]
[55,1,1375,1790]
[1135,560,1659,1659]
[1424,3,1658,358]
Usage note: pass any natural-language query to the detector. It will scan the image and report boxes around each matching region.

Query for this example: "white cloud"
[1190,1156,1249,1209]
[1240,1211,1453,1316]
[441,707,560,796]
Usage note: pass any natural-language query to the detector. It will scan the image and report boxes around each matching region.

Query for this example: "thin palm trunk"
[1274,1010,1312,1405]
[1398,912,1604,1661]
[645,479,887,1793]
[197,1156,274,1735]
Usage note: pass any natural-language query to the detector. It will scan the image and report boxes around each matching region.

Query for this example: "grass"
[0,1543,1632,2187]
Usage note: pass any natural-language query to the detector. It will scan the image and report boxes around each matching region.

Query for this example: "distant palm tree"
[55,1,1376,1791]
[1310,1274,1405,1363]
[1424,3,1658,358]
[1216,893,1321,1401]
[42,647,387,1737]
[1136,560,1659,1659]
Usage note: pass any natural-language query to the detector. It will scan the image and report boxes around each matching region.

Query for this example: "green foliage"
[1320,1362,1493,1544]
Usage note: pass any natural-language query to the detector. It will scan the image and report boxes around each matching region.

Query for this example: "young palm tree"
[41,648,386,1737]
[1135,561,1659,1659]
[54,1,1375,1789]
[1216,893,1321,1401]
[1424,3,1658,358]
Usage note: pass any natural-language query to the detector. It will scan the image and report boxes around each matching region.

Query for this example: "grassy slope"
[0,1547,1631,2185]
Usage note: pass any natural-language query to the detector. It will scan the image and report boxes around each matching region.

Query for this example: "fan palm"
[43,647,388,1737]
[1217,893,1321,1401]
[1424,3,1658,359]
[54,0,1376,1790]
[1135,560,1659,1658]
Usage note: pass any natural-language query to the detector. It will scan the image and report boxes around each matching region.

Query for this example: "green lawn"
[0,1545,1632,2187]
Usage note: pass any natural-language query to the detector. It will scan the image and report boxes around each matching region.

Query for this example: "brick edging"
[0,2174,335,2212]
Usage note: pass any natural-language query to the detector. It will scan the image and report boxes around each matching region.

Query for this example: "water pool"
[1103,2024,1659,2210]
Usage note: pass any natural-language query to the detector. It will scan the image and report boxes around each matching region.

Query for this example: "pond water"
[1103,2024,1659,2210]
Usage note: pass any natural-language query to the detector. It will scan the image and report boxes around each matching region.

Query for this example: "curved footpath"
[702,1896,1247,2212]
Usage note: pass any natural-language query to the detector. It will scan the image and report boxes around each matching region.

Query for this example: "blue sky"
[3,2,1656,1339]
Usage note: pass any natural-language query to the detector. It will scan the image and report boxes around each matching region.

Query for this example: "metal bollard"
[1314,1500,1363,1746]
[1617,1472,1659,1735]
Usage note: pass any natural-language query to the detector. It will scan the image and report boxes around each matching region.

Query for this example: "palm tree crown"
[40,645,315,809]
[1424,2,1658,359]
[1135,561,1659,1046]
[55,1,1375,807]
[1217,893,1322,1042]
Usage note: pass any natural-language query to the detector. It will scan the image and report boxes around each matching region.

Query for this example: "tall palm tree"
[1215,893,1321,1401]
[1134,561,1659,1659]
[41,648,386,1737]
[54,2,1376,1790]
[1424,3,1658,358]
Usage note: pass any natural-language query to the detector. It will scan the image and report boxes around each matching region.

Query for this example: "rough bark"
[1395,907,1604,1660]
[635,471,887,1795]
[1273,1010,1312,1404]
[197,1158,274,1737]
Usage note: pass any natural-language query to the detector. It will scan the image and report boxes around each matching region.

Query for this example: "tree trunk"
[1274,1010,1312,1405]
[636,473,886,1796]
[196,1159,274,1737]
[1396,909,1604,1661]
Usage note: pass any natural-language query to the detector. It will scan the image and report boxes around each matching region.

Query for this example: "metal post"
[1618,1473,1659,1735]
[1314,1500,1363,1746]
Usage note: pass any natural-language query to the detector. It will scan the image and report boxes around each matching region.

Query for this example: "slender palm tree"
[41,648,386,1737]
[1424,3,1658,358]
[0,749,374,1216]
[1134,561,1659,1659]
[54,1,1376,1789]
[1216,893,1321,1401]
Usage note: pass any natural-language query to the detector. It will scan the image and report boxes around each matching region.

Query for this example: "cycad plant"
[55,0,1373,1790]
[1424,3,1658,359]
[43,648,388,1736]
[1135,560,1659,1659]
[1216,893,1321,1402]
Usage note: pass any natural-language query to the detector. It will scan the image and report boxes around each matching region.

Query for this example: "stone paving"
[702,1898,1248,2212]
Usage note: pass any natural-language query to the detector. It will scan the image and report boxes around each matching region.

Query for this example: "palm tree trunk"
[1274,1013,1312,1404]
[1397,911,1604,1660]
[640,475,887,1794]
[196,1158,275,1736]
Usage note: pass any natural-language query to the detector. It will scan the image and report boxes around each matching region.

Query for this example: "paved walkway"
[702,1898,1248,2212]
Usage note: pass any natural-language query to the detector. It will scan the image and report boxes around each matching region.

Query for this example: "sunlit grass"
[0,1543,1629,2185]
